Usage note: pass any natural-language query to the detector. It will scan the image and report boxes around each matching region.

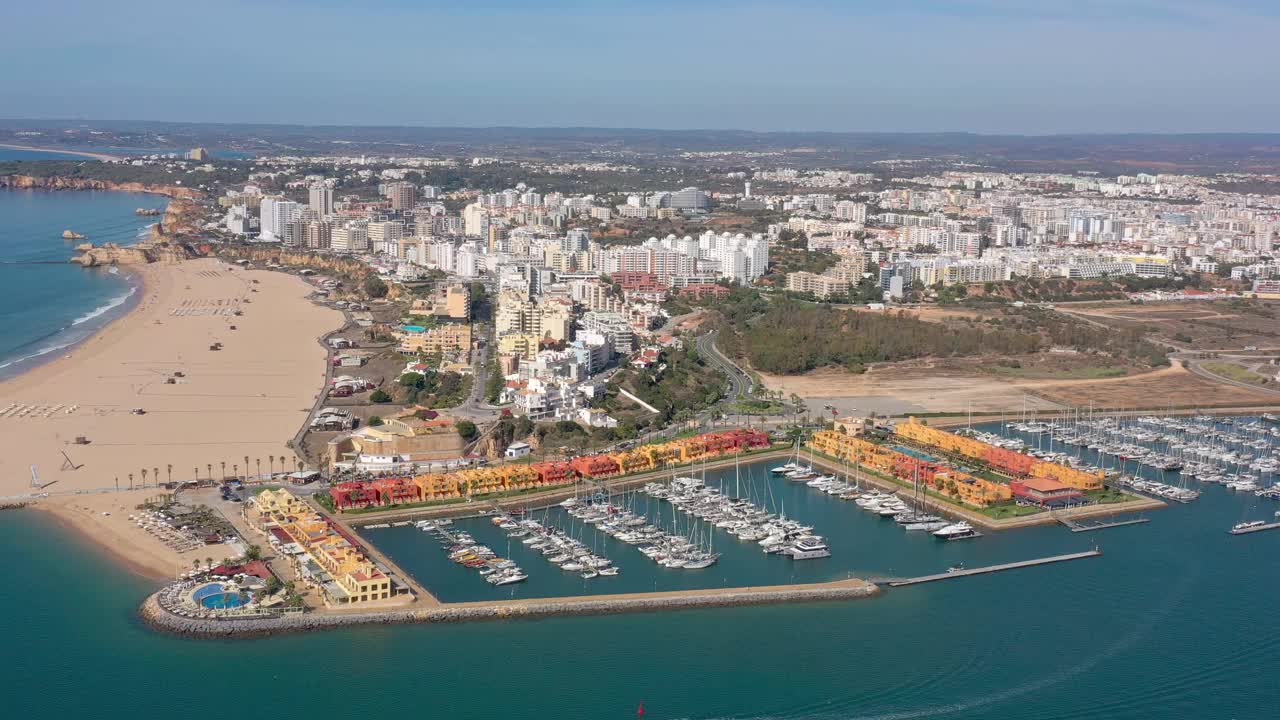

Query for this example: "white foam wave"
[0,338,77,372]
[71,285,136,326]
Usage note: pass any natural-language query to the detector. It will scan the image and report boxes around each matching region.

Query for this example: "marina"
[358,454,1091,603]
[987,415,1280,529]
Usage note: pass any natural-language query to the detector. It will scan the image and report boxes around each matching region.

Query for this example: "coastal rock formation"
[70,243,157,267]
[207,246,393,295]
[62,230,86,240]
[68,199,203,267]
[149,198,205,242]
[0,174,202,199]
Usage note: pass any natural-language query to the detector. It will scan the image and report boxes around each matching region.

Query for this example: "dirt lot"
[1065,300,1280,351]
[761,359,1273,415]
[758,361,1063,415]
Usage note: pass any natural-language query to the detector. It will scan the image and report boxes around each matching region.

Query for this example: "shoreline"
[32,499,175,581]
[0,257,345,583]
[0,264,147,383]
[0,143,122,161]
[0,184,168,382]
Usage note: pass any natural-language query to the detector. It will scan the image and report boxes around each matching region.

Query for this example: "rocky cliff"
[70,243,155,267]
[149,198,205,242]
[206,246,395,295]
[0,174,202,199]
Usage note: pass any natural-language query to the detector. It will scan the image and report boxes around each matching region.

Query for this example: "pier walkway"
[1228,521,1280,535]
[1056,515,1150,533]
[887,550,1102,587]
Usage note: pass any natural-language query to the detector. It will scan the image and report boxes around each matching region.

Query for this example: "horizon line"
[4,117,1280,139]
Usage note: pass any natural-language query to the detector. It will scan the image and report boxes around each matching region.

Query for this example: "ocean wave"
[0,285,138,376]
[0,337,78,372]
[71,286,136,326]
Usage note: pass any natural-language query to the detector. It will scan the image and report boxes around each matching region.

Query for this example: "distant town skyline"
[5,0,1280,134]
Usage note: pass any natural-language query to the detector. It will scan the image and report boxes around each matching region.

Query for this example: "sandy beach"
[0,257,342,576]
[0,143,123,161]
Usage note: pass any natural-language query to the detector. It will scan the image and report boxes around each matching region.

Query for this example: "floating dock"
[1057,516,1150,533]
[887,550,1102,587]
[1228,522,1280,535]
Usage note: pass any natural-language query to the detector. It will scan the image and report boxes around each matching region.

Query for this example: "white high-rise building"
[835,201,867,223]
[368,221,405,256]
[331,224,369,253]
[463,204,488,237]
[456,244,480,277]
[258,198,299,242]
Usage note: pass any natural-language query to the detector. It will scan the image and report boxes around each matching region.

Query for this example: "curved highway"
[696,330,753,403]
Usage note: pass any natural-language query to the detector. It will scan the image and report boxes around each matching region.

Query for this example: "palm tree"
[128,473,134,490]
[268,455,276,477]
[206,464,213,481]
[154,467,160,488]
[193,466,199,483]
[192,559,200,574]
[232,464,238,480]
[220,461,226,481]
[243,456,249,481]
[140,469,148,487]
[206,556,214,572]
[256,458,261,482]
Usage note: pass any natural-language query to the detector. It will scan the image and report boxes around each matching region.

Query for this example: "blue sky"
[4,0,1280,133]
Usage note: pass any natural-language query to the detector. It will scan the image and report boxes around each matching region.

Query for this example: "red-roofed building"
[330,481,378,510]
[570,454,620,478]
[611,272,665,292]
[370,477,420,505]
[630,348,661,368]
[1010,476,1085,507]
[532,461,577,485]
[679,284,729,300]
[208,560,275,580]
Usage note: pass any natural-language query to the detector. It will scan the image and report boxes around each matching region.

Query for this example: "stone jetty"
[140,578,879,638]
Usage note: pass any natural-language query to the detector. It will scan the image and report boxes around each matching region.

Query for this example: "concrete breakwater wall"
[140,580,879,639]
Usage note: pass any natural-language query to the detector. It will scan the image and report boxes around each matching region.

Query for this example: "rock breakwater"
[140,580,879,638]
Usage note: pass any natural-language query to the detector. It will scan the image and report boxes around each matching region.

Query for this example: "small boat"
[785,536,831,560]
[933,522,975,539]
[491,571,527,586]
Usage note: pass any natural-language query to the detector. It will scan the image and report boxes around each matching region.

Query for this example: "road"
[696,330,753,403]
[453,320,504,422]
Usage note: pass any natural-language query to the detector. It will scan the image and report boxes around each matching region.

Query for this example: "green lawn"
[1086,488,1138,505]
[976,504,1043,519]
[1203,362,1270,386]
[984,365,1129,380]
[731,399,785,414]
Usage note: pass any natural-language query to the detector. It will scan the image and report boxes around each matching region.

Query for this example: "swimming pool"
[191,582,248,610]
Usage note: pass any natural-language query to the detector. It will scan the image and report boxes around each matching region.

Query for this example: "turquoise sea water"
[4,421,1279,719]
[0,186,167,378]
